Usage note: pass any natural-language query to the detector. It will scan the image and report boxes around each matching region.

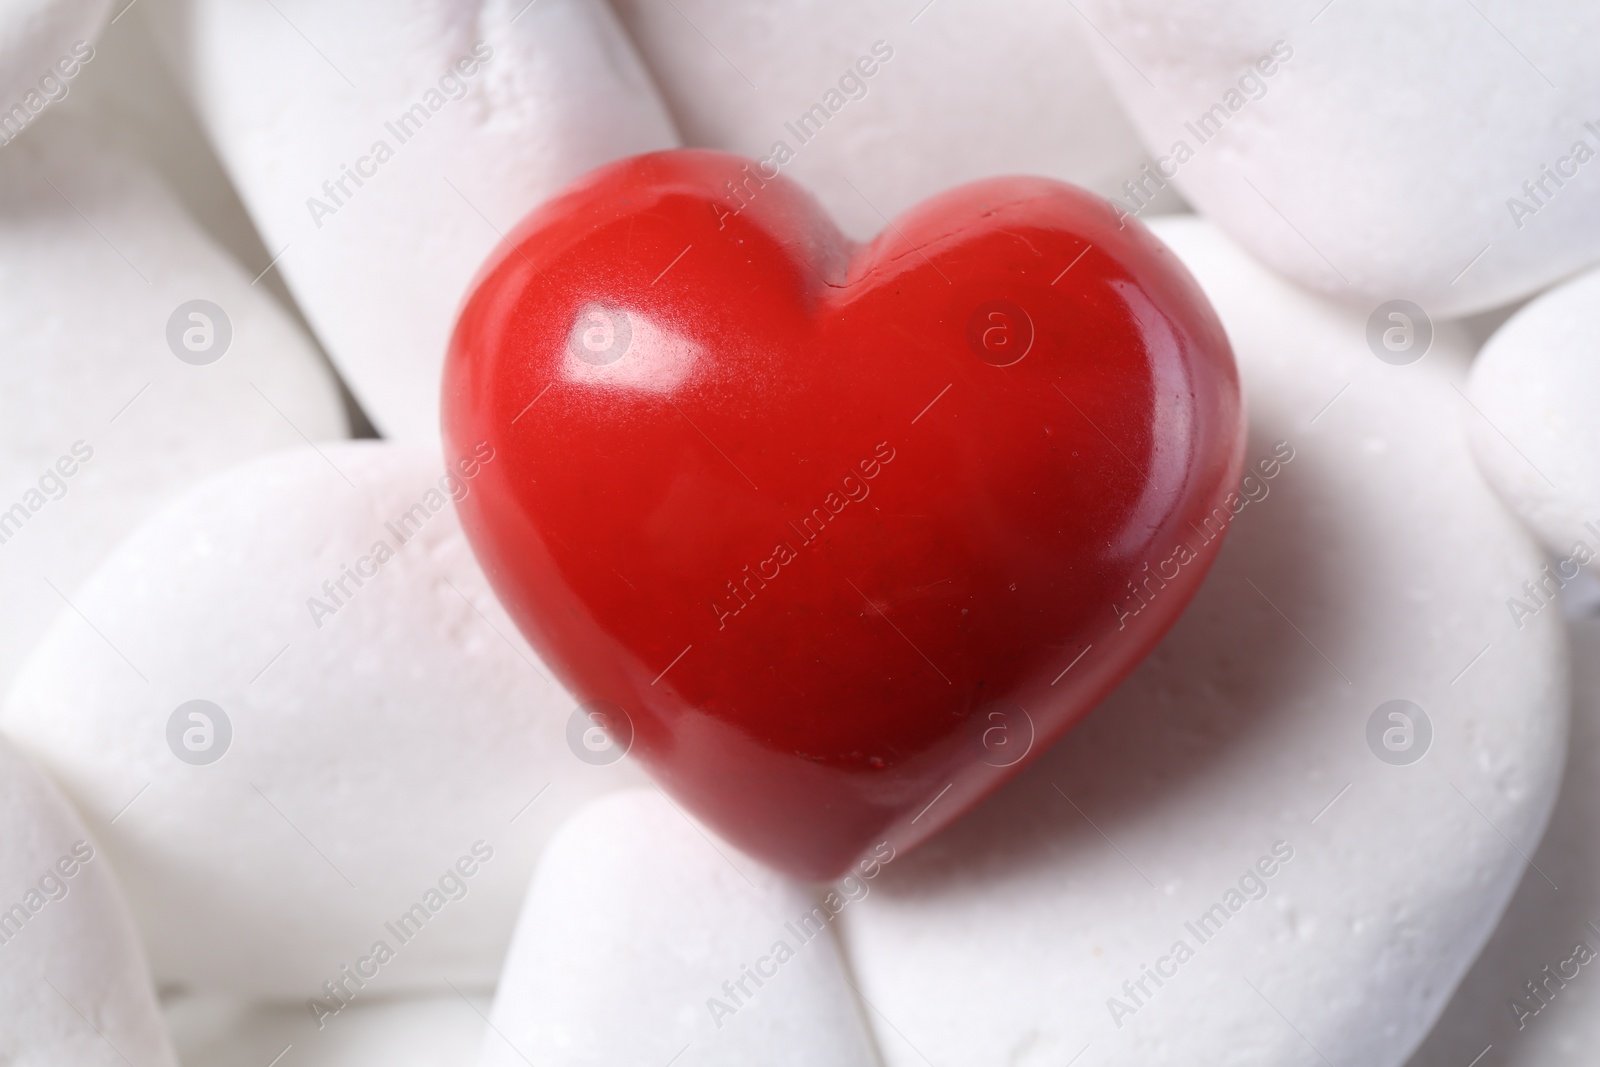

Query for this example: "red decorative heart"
[444,150,1244,881]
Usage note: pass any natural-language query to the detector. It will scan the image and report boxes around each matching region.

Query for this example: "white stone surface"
[1074,0,1600,316]
[1467,265,1600,579]
[0,114,345,696]
[59,3,289,302]
[480,789,882,1067]
[0,734,175,1067]
[610,0,1168,241]
[1,442,642,998]
[1405,609,1600,1065]
[165,989,490,1067]
[837,216,1569,1067]
[145,0,680,443]
[0,0,109,130]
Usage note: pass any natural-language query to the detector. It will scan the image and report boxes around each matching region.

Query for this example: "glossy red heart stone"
[443,150,1244,881]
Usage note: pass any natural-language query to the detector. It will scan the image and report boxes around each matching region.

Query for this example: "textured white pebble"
[1466,265,1600,578]
[164,990,490,1067]
[610,0,1166,240]
[837,216,1569,1067]
[1074,0,1600,316]
[0,0,109,126]
[479,789,881,1067]
[1,442,643,998]
[0,734,175,1067]
[1404,609,1600,1066]
[145,0,679,443]
[0,114,345,696]
[58,3,288,291]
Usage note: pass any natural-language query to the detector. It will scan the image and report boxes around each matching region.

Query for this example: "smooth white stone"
[610,0,1168,241]
[479,789,881,1067]
[164,990,490,1067]
[0,734,175,1067]
[838,216,1569,1067]
[1405,611,1600,1066]
[0,114,345,695]
[1074,0,1600,316]
[1467,266,1600,579]
[1,442,643,998]
[58,3,286,295]
[145,0,679,443]
[0,0,108,126]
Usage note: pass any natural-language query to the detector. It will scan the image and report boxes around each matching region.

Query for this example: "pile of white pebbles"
[2,1,1598,1064]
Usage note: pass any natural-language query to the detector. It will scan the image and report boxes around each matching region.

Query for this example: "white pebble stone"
[1466,265,1600,580]
[837,216,1569,1067]
[58,4,287,290]
[0,114,345,695]
[164,990,490,1067]
[144,0,679,443]
[0,0,109,130]
[610,0,1166,241]
[479,789,881,1067]
[1405,612,1600,1065]
[1073,0,1600,316]
[0,734,175,1067]
[1,442,642,998]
